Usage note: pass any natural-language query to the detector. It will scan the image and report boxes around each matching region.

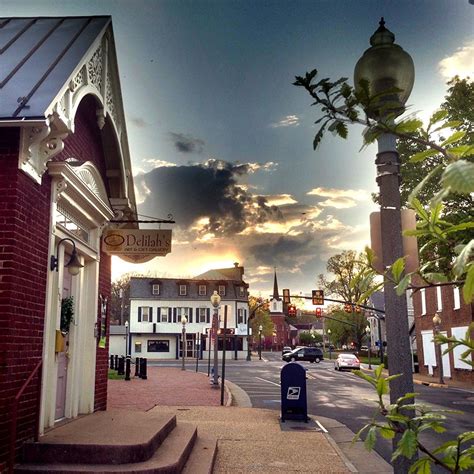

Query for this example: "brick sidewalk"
[107,367,228,410]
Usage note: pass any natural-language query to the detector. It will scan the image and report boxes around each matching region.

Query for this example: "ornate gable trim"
[48,161,114,229]
[19,23,132,209]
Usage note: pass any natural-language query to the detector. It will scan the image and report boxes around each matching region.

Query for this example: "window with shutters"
[152,284,160,295]
[218,285,226,296]
[160,307,169,323]
[198,308,207,323]
[141,307,151,322]
[179,284,187,296]
[198,284,207,296]
[177,307,189,322]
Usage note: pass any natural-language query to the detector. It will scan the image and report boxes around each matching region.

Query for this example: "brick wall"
[0,128,50,470]
[414,284,474,384]
[0,95,114,469]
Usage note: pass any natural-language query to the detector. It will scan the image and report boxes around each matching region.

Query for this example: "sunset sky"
[3,0,473,296]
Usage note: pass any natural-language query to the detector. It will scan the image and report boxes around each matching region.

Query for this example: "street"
[153,353,474,471]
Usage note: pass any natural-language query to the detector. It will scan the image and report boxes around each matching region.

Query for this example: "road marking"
[255,376,280,387]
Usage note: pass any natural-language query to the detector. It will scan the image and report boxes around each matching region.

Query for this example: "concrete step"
[15,423,199,473]
[182,435,217,474]
[21,410,176,465]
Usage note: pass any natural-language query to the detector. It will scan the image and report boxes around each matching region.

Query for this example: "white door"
[55,269,72,420]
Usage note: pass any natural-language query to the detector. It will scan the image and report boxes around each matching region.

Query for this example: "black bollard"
[110,355,115,370]
[140,357,147,380]
[114,354,119,370]
[117,356,125,375]
[135,357,141,377]
[125,356,131,381]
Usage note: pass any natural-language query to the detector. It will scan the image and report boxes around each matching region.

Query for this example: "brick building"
[0,17,137,469]
[267,270,291,350]
[413,284,473,384]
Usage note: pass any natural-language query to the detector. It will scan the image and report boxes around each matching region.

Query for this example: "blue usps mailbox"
[280,362,308,422]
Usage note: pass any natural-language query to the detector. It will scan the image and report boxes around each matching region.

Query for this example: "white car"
[334,353,360,371]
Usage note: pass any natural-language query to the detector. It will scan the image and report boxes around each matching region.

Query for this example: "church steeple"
[272,268,280,301]
[270,268,283,314]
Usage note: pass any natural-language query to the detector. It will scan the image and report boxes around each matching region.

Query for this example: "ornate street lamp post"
[181,315,187,371]
[366,325,372,370]
[124,320,129,357]
[258,325,263,360]
[210,291,221,387]
[354,18,415,473]
[432,313,444,385]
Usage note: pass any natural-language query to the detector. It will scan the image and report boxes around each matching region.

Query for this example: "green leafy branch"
[353,365,474,473]
[294,70,473,303]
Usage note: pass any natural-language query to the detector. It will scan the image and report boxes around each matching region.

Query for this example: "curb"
[223,381,233,407]
[361,367,452,389]
[413,379,449,389]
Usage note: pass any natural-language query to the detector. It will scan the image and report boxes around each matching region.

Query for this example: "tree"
[299,331,322,345]
[318,250,378,304]
[326,307,367,349]
[372,78,474,276]
[110,273,140,325]
[248,296,273,337]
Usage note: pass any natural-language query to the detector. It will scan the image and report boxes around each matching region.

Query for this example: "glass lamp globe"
[354,18,415,118]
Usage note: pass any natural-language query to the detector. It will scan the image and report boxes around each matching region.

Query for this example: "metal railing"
[9,359,43,473]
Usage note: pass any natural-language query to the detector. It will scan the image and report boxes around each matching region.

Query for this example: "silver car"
[334,353,360,371]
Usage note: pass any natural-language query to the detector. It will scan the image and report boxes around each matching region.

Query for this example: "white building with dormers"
[128,264,250,360]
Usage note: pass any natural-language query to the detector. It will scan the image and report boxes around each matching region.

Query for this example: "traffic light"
[354,305,362,313]
[315,307,322,318]
[344,303,352,313]
[288,304,296,316]
[282,289,291,304]
[312,289,324,305]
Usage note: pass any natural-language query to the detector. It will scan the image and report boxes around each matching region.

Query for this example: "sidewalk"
[107,366,392,473]
[359,364,474,391]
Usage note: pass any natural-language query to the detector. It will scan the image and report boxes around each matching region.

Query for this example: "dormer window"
[218,285,226,296]
[198,284,207,296]
[179,284,187,296]
[238,286,245,297]
[152,284,160,295]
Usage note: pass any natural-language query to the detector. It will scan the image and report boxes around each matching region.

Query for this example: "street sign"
[312,290,324,305]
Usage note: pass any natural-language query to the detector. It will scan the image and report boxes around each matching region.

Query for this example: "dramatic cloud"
[439,41,474,79]
[307,186,369,209]
[169,132,205,153]
[124,159,372,296]
[270,115,300,128]
[138,159,282,236]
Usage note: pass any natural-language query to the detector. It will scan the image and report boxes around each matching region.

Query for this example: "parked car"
[282,346,292,355]
[282,347,324,363]
[334,353,360,371]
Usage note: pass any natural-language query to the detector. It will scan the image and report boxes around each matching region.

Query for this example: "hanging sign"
[102,229,172,258]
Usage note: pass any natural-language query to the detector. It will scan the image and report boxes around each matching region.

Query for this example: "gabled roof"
[196,265,244,281]
[0,16,110,119]
[130,277,248,301]
[0,16,137,218]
